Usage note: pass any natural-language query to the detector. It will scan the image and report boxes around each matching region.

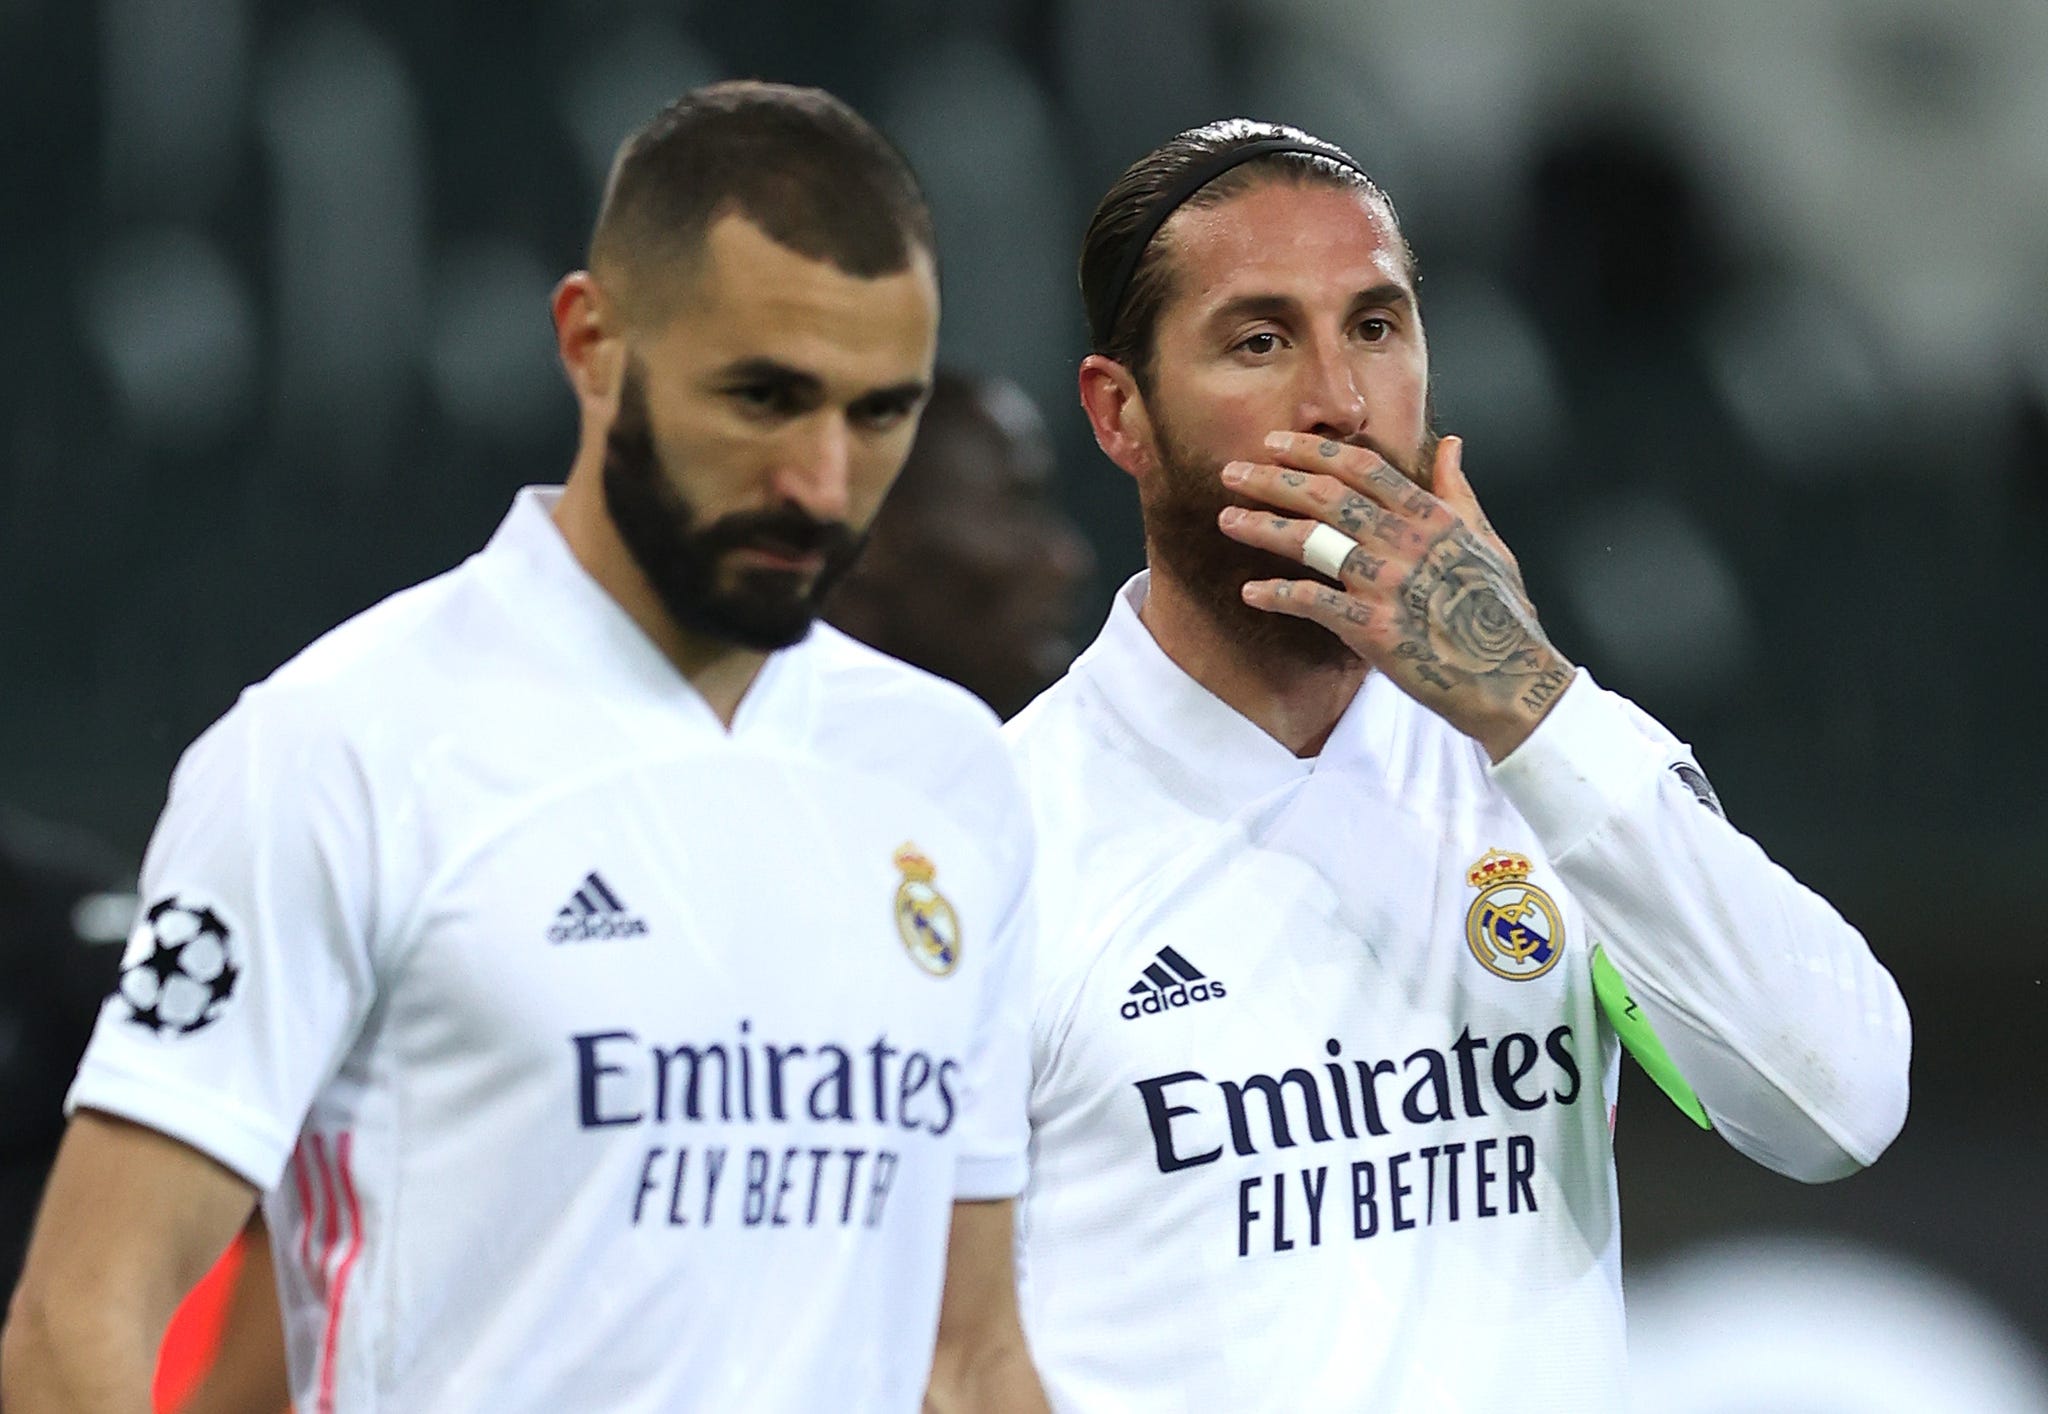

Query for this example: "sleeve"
[1489,669,1912,1182]
[64,687,382,1191]
[946,758,1038,1203]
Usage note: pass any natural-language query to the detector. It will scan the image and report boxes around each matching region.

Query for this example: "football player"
[1006,119,1911,1412]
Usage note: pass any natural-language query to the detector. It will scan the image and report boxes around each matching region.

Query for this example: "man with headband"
[1005,119,1910,1410]
[4,83,1048,1412]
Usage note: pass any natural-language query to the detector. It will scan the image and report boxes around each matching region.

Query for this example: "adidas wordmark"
[1120,945,1226,1020]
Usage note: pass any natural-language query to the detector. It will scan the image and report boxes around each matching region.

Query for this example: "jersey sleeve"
[946,761,1037,1203]
[65,686,382,1190]
[1489,669,1912,1182]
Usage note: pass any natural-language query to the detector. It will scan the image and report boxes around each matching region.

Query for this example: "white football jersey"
[68,489,1036,1413]
[1006,574,1909,1414]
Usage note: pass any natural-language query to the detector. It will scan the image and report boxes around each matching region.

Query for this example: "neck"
[1137,561,1367,758]
[551,455,769,729]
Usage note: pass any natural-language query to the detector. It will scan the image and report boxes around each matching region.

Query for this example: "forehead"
[1156,180,1410,326]
[646,213,939,379]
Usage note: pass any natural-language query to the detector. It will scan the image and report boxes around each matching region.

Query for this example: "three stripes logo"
[547,871,650,943]
[1119,945,1226,1020]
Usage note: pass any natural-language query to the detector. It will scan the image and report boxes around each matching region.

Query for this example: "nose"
[771,412,853,522]
[1298,336,1369,442]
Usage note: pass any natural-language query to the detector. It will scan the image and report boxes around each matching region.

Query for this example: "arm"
[2,1111,259,1413]
[1490,679,1912,1179]
[1221,433,1910,1180]
[174,1216,292,1414]
[924,1199,1048,1414]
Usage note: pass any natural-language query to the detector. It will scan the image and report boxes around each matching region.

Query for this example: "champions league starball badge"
[1464,850,1565,982]
[117,893,242,1035]
[892,844,960,977]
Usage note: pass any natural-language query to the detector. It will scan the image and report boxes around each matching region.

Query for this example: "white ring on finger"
[1302,522,1360,580]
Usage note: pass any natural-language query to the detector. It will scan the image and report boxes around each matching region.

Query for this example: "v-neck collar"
[1068,572,1402,811]
[473,487,818,746]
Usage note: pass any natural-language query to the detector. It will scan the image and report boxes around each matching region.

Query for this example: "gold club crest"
[893,844,961,977]
[1464,849,1565,982]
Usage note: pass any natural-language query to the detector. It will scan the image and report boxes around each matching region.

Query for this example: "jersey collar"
[475,487,819,744]
[1067,572,1394,808]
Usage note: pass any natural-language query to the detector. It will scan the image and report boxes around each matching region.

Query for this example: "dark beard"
[1142,411,1438,673]
[602,360,865,651]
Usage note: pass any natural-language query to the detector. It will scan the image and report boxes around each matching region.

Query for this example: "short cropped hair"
[1079,119,1409,388]
[589,80,935,318]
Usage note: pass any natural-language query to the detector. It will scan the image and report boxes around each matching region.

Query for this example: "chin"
[1149,533,1357,672]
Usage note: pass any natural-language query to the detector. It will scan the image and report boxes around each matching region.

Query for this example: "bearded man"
[1005,119,1911,1413]
[3,82,1047,1414]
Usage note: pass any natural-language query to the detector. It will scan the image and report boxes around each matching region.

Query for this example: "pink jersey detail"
[317,1132,365,1414]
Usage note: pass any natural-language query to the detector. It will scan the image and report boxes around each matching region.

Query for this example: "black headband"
[1099,137,1369,344]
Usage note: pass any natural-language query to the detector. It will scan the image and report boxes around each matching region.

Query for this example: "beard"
[602,359,865,652]
[1142,407,1438,673]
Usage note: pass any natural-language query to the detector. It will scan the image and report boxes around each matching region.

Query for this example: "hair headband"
[1099,137,1369,342]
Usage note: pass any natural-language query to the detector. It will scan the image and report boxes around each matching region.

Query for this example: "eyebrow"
[714,357,823,397]
[1204,282,1414,329]
[714,357,929,407]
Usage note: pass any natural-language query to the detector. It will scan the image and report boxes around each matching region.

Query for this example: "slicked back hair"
[589,80,935,321]
[1080,119,1410,390]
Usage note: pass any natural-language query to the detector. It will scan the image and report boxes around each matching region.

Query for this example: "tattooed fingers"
[1221,462,1412,547]
[1218,504,1389,589]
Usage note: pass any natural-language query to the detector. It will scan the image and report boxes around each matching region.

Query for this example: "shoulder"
[1001,672,1191,1018]
[805,624,1006,740]
[190,557,504,791]
[268,556,497,705]
[1002,669,1111,802]
[1001,669,1155,866]
[803,625,1028,852]
[1001,665,1088,751]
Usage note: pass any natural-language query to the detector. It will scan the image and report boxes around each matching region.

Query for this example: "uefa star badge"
[893,844,960,977]
[117,893,242,1035]
[1464,850,1565,982]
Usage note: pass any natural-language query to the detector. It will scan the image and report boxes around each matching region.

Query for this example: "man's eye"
[1238,332,1282,356]
[1357,318,1391,343]
[853,403,912,431]
[732,384,790,411]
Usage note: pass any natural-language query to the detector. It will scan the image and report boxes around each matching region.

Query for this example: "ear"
[1077,354,1157,481]
[552,271,625,418]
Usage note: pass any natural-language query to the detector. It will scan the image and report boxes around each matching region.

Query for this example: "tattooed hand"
[1217,432,1574,762]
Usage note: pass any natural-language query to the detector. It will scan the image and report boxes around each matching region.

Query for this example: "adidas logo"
[548,872,650,943]
[1119,946,1226,1020]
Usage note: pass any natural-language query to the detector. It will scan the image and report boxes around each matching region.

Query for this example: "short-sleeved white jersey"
[68,488,1036,1413]
[1006,574,1909,1414]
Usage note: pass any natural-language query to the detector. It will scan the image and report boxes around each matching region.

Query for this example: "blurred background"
[2,0,2044,1403]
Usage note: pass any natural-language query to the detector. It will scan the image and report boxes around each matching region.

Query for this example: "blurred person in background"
[1004,119,1912,1412]
[827,367,1095,718]
[2,80,1046,1413]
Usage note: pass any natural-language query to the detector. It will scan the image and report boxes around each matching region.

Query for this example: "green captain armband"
[1590,945,1711,1130]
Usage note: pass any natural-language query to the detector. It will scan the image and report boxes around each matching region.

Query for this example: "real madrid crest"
[1464,849,1564,982]
[893,843,961,977]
